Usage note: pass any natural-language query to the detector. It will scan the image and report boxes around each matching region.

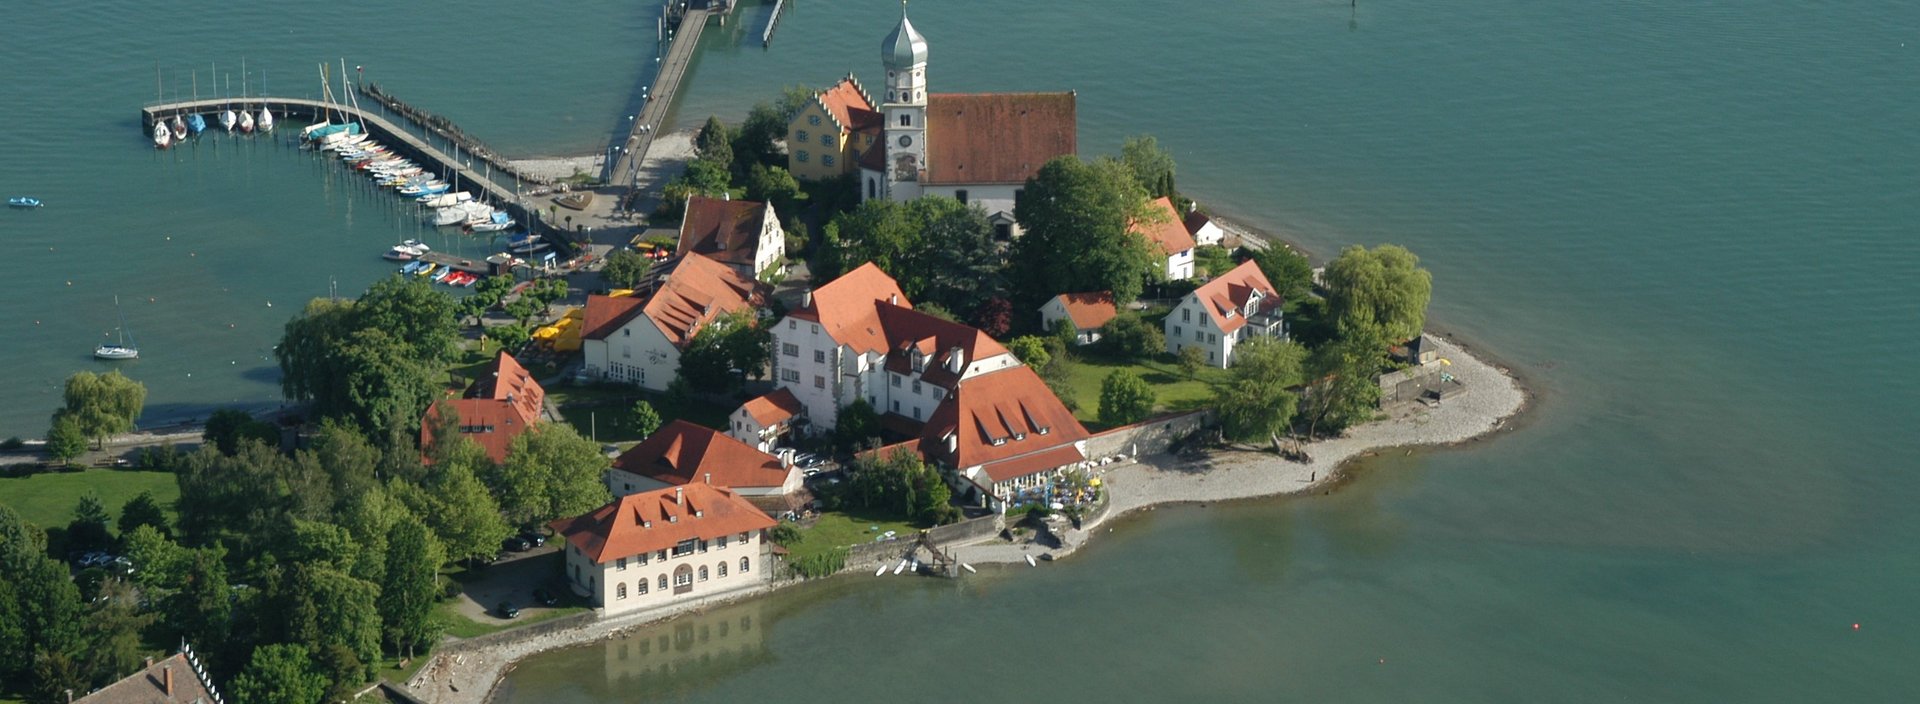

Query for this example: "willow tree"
[1322,244,1433,348]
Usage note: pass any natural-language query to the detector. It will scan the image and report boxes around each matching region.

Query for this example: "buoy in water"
[1854,623,1861,630]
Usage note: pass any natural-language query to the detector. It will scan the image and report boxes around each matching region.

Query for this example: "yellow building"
[786,75,882,182]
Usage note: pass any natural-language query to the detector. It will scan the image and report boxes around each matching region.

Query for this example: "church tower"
[880,3,928,201]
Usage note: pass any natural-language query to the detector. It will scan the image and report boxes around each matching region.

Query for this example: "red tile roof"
[924,92,1077,185]
[858,138,888,172]
[1183,209,1215,237]
[1048,291,1118,331]
[678,196,774,270]
[1190,260,1281,334]
[815,77,880,132]
[922,365,1088,481]
[875,303,1010,388]
[421,351,546,464]
[1134,196,1196,256]
[978,443,1088,484]
[612,420,793,491]
[550,483,776,564]
[739,388,804,426]
[582,293,646,341]
[73,653,217,704]
[790,262,910,355]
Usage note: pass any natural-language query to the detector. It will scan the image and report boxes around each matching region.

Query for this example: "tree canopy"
[1098,370,1155,426]
[231,644,327,704]
[493,425,612,528]
[1245,245,1316,309]
[53,370,146,449]
[601,249,652,290]
[1322,244,1432,348]
[1120,135,1178,200]
[678,309,770,392]
[277,277,457,435]
[1213,338,1307,444]
[820,196,1006,316]
[1010,156,1160,305]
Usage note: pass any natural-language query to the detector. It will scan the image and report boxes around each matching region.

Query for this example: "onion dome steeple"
[882,1,928,71]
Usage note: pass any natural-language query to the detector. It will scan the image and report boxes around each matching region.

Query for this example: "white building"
[1184,205,1226,247]
[728,388,806,453]
[677,195,786,281]
[1165,260,1287,368]
[605,420,806,514]
[1038,291,1117,346]
[581,253,766,390]
[551,483,776,617]
[1136,196,1196,281]
[854,8,1078,240]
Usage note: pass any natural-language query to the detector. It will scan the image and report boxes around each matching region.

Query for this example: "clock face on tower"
[898,135,913,147]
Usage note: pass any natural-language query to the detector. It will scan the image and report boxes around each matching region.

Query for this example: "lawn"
[434,600,588,639]
[783,510,921,563]
[1057,353,1225,430]
[547,384,734,446]
[0,468,179,531]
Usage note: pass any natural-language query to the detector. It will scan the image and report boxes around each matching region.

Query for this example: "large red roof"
[790,262,910,355]
[1048,291,1118,331]
[924,92,1077,185]
[1190,260,1280,333]
[582,293,645,341]
[420,351,545,464]
[875,303,1010,389]
[678,196,774,270]
[612,420,793,490]
[1134,196,1196,256]
[584,253,764,348]
[921,365,1088,481]
[739,388,804,426]
[815,77,881,132]
[551,483,776,564]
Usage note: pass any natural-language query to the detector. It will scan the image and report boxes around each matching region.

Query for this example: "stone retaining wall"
[1086,410,1212,459]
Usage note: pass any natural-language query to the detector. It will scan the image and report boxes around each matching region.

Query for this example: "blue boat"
[400,260,426,274]
[433,268,454,283]
[186,113,207,135]
[8,197,43,208]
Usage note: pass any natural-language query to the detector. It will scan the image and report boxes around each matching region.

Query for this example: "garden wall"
[1085,410,1212,459]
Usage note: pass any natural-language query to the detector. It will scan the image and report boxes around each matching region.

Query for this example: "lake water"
[4,0,1915,700]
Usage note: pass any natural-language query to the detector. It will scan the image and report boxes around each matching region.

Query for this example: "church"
[786,7,1077,239]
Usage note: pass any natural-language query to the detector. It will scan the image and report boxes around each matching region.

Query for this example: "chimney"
[164,665,174,697]
[801,288,812,308]
[1188,200,1198,214]
[704,472,712,485]
[888,293,898,305]
[674,486,683,504]
[944,432,957,454]
[723,192,731,201]
[946,346,965,374]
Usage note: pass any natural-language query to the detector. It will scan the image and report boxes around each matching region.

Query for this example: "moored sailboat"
[94,296,140,360]
[153,122,172,149]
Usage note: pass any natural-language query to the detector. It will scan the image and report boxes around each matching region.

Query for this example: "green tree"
[176,442,331,555]
[1099,312,1164,358]
[166,546,232,657]
[54,370,147,449]
[1245,245,1316,307]
[80,580,154,688]
[378,515,444,657]
[732,102,787,170]
[394,461,510,564]
[44,416,87,464]
[203,408,278,455]
[354,274,460,365]
[1322,244,1432,348]
[820,199,919,282]
[1213,338,1307,445]
[277,284,451,435]
[116,490,169,540]
[843,446,957,524]
[27,651,86,704]
[1193,244,1234,278]
[490,323,532,352]
[696,116,734,166]
[0,508,83,687]
[1298,335,1384,439]
[65,492,113,556]
[231,644,327,704]
[744,164,803,213]
[631,400,663,438]
[1098,370,1156,426]
[602,249,652,289]
[120,525,185,592]
[1011,156,1160,305]
[832,399,882,454]
[1120,134,1178,199]
[495,425,612,527]
[913,197,1006,314]
[1177,345,1207,379]
[310,421,380,511]
[1005,336,1053,369]
[679,309,769,392]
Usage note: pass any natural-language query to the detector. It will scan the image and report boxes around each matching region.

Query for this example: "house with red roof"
[677,195,786,281]
[606,420,804,513]
[421,351,547,464]
[1165,260,1287,368]
[551,482,776,616]
[823,9,1076,240]
[787,75,884,181]
[772,262,1094,508]
[1038,291,1119,346]
[1184,203,1226,247]
[1135,196,1196,281]
[72,650,222,704]
[581,252,767,391]
[729,387,806,452]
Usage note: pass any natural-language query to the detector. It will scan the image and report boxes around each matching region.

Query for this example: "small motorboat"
[416,263,437,277]
[152,122,172,149]
[471,211,515,232]
[8,197,43,208]
[186,113,206,135]
[400,260,427,274]
[382,249,416,262]
[433,268,454,283]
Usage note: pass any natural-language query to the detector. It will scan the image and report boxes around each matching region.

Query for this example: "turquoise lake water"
[4,0,1916,700]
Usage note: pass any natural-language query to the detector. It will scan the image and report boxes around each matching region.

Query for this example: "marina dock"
[606,4,714,187]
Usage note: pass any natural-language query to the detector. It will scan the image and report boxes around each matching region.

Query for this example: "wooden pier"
[140,97,562,248]
[605,4,713,187]
[762,0,788,47]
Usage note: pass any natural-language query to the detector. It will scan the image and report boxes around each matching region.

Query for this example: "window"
[796,129,810,142]
[657,550,667,561]
[637,579,648,594]
[808,114,821,126]
[891,400,900,412]
[868,178,877,199]
[814,350,826,363]
[796,150,809,163]
[623,328,631,337]
[617,557,628,571]
[782,343,800,357]
[781,369,801,382]
[814,375,826,389]
[931,388,944,400]
[820,134,832,146]
[822,154,836,167]
[658,575,669,591]
[891,375,902,387]
[638,552,649,565]
[898,114,910,127]
[788,320,796,329]
[911,380,922,394]
[718,562,728,578]
[617,582,628,599]
[674,569,692,587]
[912,406,921,420]
[1173,325,1183,337]
[698,566,710,582]
[698,539,709,553]
[741,557,750,572]
[717,534,729,549]
[994,223,1012,240]
[955,189,968,204]
[1182,309,1191,322]
[1195,329,1205,341]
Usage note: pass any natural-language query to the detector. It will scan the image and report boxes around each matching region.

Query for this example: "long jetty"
[140,98,561,246]
[605,4,712,187]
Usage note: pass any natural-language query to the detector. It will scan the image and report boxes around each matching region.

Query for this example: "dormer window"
[1037,426,1050,435]
[694,510,704,518]
[1013,433,1026,441]
[991,437,1007,447]
[642,520,652,528]
[668,515,678,523]
[910,351,925,372]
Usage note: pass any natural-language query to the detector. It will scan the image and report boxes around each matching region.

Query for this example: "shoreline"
[414,334,1529,704]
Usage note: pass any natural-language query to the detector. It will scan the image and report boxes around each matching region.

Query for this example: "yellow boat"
[417,263,437,277]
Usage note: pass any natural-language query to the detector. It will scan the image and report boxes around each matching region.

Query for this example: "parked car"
[532,588,559,607]
[502,536,533,553]
[518,529,547,548]
[496,601,520,619]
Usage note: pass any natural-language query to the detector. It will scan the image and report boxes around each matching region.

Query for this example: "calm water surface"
[3,1,1915,701]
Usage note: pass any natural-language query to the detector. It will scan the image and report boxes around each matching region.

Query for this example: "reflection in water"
[597,599,772,698]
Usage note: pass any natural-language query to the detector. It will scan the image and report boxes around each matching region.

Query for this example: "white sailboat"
[221,73,237,132]
[257,70,274,131]
[94,296,140,360]
[152,121,172,150]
